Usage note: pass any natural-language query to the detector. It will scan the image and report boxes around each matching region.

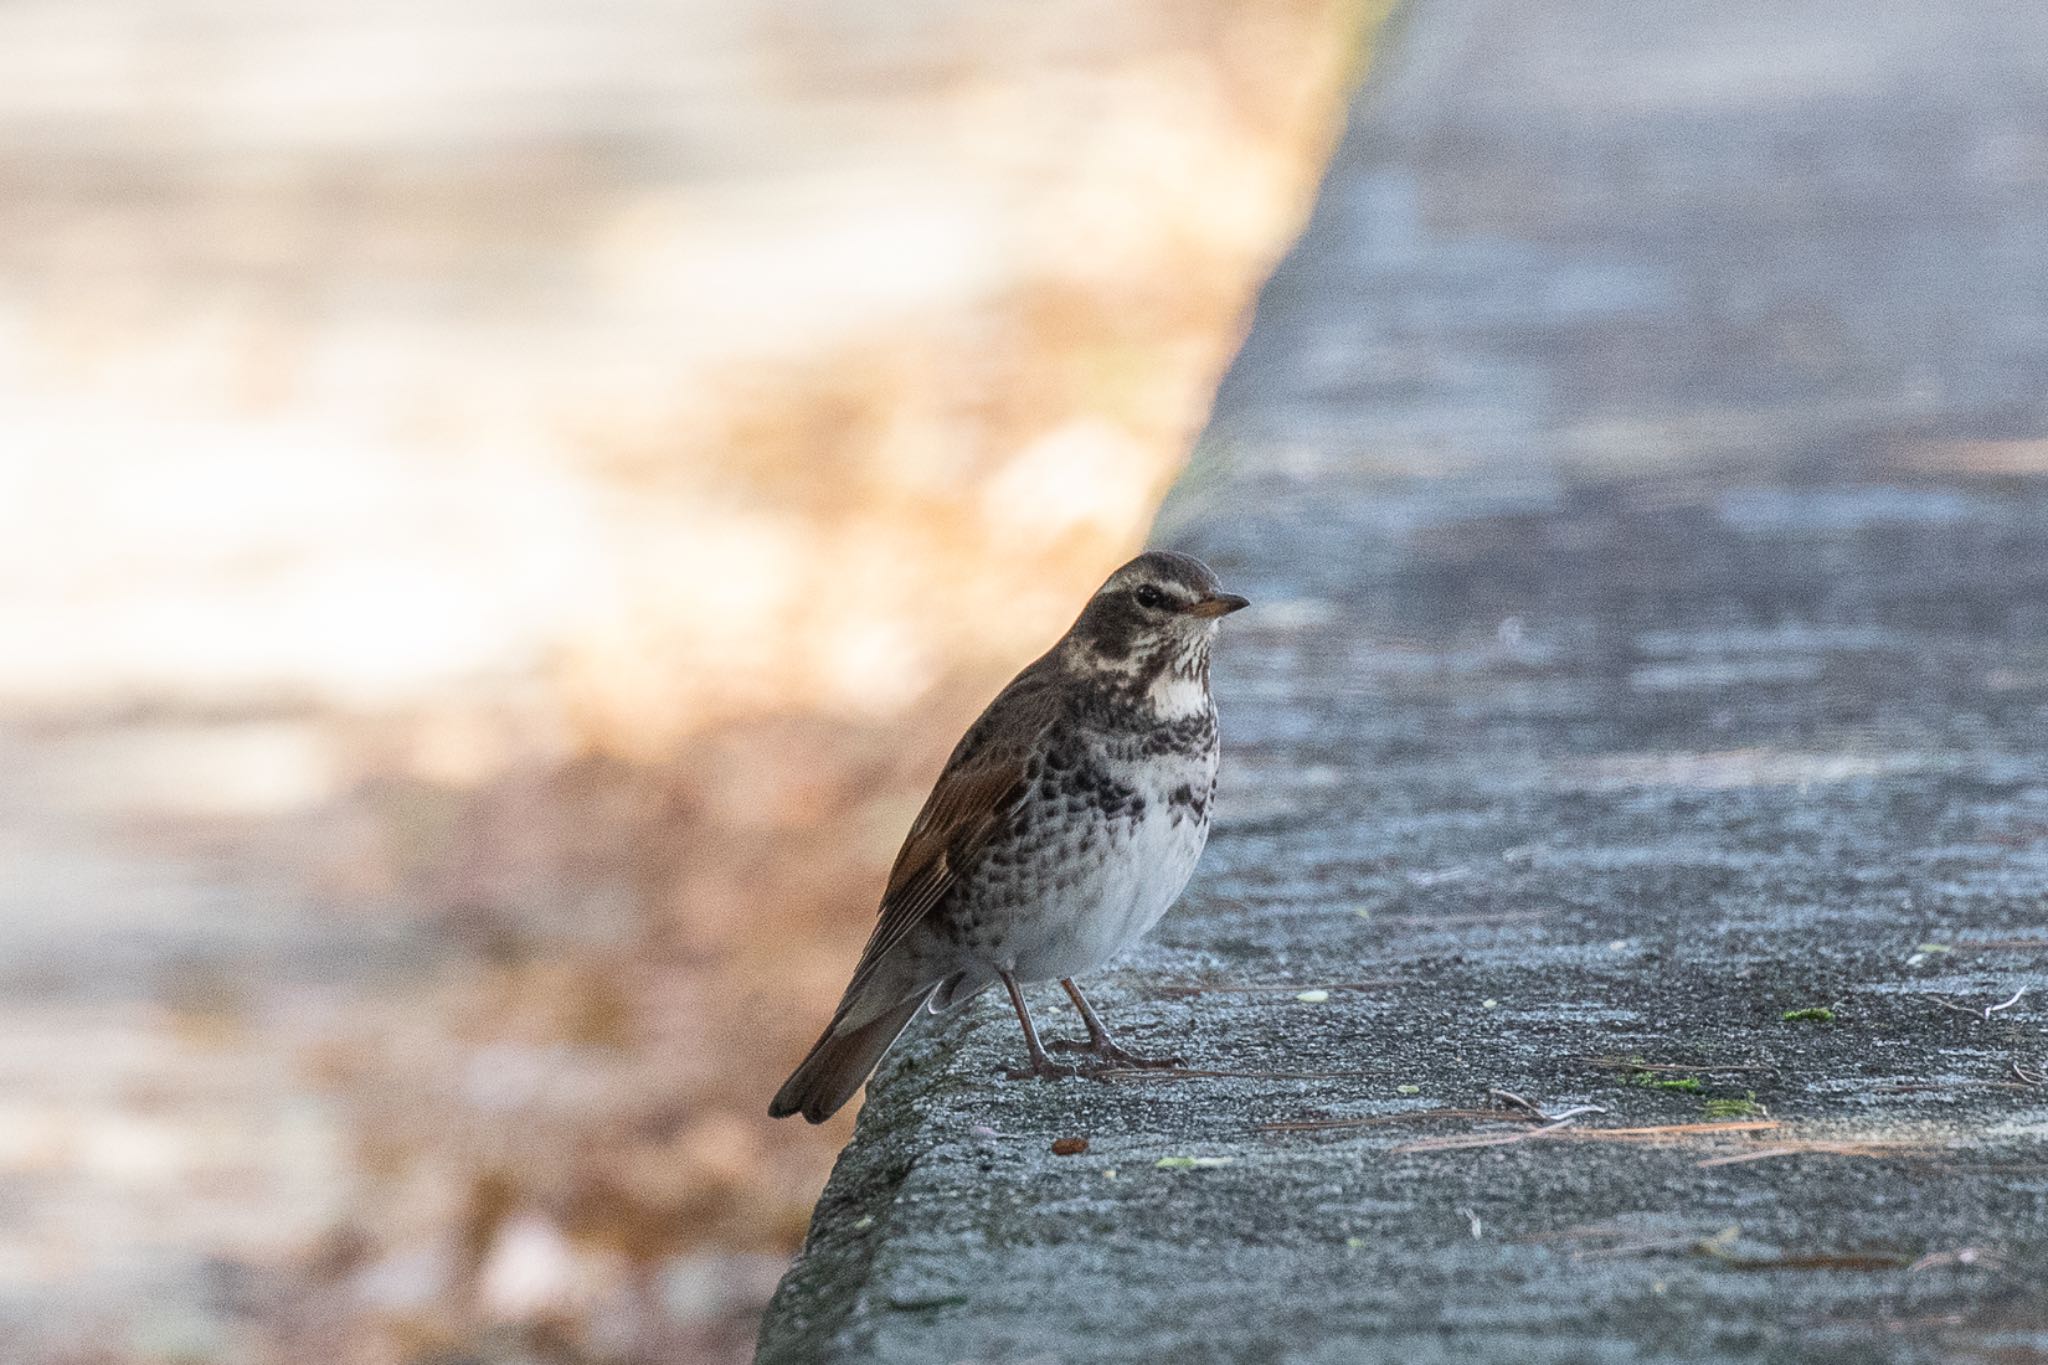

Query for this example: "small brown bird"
[770,550,1247,1123]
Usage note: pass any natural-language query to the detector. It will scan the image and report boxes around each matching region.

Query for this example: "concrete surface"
[757,0,2048,1360]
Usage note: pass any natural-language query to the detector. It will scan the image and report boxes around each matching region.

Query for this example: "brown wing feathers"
[767,752,1030,1123]
[769,673,1058,1121]
[838,741,1029,1008]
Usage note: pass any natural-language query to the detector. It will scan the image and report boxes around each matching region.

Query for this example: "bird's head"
[1059,551,1247,704]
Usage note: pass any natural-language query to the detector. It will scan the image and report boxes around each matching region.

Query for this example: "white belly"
[1010,770,1212,983]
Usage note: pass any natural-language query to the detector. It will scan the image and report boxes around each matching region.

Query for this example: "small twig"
[1392,1118,1779,1157]
[1260,1091,1608,1135]
[1152,979,1402,998]
[1434,1119,1780,1151]
[1922,987,2031,1021]
[1456,1206,1484,1240]
[1697,1145,1804,1168]
[2012,1060,2045,1086]
[1698,1136,1945,1168]
[1537,1104,1611,1123]
[1572,1121,1779,1138]
[1393,1116,1583,1153]
[1984,987,2028,1019]
[1489,1088,1545,1119]
[1908,1246,2008,1275]
[1489,1088,1607,1124]
[1571,1235,1705,1262]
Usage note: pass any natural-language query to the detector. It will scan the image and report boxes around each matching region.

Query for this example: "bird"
[769,549,1247,1123]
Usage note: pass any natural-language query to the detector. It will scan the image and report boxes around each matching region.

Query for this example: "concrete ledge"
[759,1,2048,1359]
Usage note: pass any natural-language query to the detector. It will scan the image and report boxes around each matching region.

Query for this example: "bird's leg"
[1000,970,1077,1081]
[1047,979,1186,1069]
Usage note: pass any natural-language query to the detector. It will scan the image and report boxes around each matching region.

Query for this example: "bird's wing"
[837,672,1058,1008]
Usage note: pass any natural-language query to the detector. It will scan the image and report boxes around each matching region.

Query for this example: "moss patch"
[1630,1072,1703,1092]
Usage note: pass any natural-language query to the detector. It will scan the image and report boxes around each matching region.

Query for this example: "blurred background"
[0,1,1392,1361]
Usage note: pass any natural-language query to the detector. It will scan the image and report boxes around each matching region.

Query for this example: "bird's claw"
[1047,1038,1186,1069]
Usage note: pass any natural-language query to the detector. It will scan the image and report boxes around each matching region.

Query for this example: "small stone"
[1051,1136,1089,1156]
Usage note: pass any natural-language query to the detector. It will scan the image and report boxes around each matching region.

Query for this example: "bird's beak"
[1185,592,1250,618]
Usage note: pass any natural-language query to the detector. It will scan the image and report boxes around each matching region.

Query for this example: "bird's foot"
[1048,1038,1186,1070]
[1004,1057,1081,1082]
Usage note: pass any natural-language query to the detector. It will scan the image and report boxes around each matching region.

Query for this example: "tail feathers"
[769,991,929,1123]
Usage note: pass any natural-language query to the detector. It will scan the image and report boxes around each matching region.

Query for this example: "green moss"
[1782,1007,1836,1023]
[1630,1072,1703,1092]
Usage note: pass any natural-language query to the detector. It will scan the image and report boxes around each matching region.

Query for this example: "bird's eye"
[1134,584,1165,609]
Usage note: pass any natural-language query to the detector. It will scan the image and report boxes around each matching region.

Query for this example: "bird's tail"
[769,990,929,1123]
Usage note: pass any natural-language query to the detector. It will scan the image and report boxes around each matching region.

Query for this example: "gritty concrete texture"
[756,1,2048,1360]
